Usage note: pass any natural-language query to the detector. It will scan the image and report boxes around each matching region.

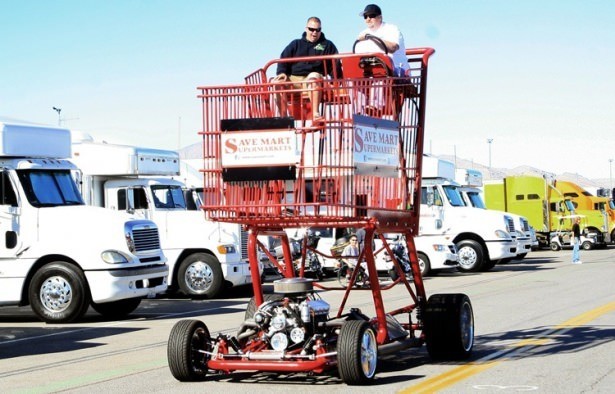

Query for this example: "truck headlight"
[494,230,510,239]
[101,250,130,264]
[431,244,446,252]
[217,244,237,254]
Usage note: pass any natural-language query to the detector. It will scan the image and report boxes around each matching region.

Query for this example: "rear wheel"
[582,241,593,251]
[168,319,211,381]
[337,320,378,385]
[178,253,223,298]
[456,240,484,272]
[91,298,141,319]
[424,294,474,360]
[29,262,91,323]
[550,242,561,251]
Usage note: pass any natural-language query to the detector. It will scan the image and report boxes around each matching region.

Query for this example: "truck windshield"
[442,185,465,207]
[17,169,84,207]
[151,185,187,209]
[466,191,486,209]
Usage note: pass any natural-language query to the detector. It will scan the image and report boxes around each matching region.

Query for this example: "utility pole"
[52,107,62,126]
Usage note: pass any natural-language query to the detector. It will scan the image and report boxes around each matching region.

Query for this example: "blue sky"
[1,0,614,179]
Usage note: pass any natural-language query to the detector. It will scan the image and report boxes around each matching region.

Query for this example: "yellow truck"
[554,180,614,244]
[484,175,608,248]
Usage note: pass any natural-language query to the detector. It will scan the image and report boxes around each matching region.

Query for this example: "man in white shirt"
[356,4,410,77]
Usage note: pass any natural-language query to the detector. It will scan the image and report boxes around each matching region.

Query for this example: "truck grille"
[132,227,161,251]
[505,216,515,234]
[240,225,249,261]
[126,220,162,253]
[520,218,530,232]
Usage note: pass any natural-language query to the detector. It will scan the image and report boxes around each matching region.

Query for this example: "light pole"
[487,138,493,169]
[610,158,613,194]
[52,107,62,126]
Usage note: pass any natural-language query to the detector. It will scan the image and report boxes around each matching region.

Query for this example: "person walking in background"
[274,16,341,122]
[571,216,582,264]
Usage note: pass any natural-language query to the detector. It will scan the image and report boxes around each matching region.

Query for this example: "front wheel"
[178,253,223,298]
[456,240,484,272]
[337,320,378,385]
[424,293,474,360]
[91,298,141,319]
[582,241,593,251]
[168,319,211,381]
[29,262,91,323]
[417,252,431,277]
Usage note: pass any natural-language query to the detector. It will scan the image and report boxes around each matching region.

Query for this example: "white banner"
[221,129,299,167]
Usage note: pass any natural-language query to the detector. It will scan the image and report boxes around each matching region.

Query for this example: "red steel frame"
[197,48,435,373]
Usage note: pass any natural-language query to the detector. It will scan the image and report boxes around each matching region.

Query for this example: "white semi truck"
[0,119,168,323]
[71,133,253,298]
[455,168,537,260]
[420,156,518,272]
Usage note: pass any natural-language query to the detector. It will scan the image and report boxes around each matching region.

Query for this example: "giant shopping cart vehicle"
[167,46,474,385]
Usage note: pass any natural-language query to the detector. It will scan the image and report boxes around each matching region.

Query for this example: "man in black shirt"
[571,216,582,264]
[274,17,341,122]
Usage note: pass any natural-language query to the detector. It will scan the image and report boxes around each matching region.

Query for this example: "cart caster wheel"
[167,319,211,381]
[424,293,474,360]
[337,320,378,385]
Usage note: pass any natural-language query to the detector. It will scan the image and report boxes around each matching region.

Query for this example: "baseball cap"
[360,4,382,17]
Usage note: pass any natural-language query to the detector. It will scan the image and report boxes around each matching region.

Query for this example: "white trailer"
[0,119,168,323]
[420,156,518,272]
[455,168,537,260]
[71,134,253,298]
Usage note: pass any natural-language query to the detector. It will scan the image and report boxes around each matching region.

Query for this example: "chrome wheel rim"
[185,261,213,293]
[361,328,378,378]
[40,276,72,313]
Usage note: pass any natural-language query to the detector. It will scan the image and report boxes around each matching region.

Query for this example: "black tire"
[424,294,474,360]
[417,252,431,277]
[456,240,484,272]
[517,253,528,260]
[91,298,142,319]
[582,241,593,251]
[337,320,378,385]
[244,293,284,320]
[168,319,211,381]
[177,253,223,298]
[28,262,91,323]
[481,259,497,271]
[550,242,561,251]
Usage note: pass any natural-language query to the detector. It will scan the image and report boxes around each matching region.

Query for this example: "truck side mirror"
[426,188,435,207]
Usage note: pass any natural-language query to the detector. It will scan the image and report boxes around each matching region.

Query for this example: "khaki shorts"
[276,73,323,89]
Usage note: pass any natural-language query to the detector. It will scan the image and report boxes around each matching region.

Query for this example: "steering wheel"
[352,34,389,54]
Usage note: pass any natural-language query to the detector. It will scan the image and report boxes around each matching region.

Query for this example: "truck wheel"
[91,298,141,319]
[178,253,223,298]
[424,293,474,360]
[455,240,484,272]
[337,320,378,385]
[550,242,561,251]
[582,241,593,251]
[29,262,91,323]
[417,252,431,277]
[168,319,211,381]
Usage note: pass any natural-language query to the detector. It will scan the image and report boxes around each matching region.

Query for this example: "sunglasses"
[306,27,322,33]
[364,14,379,19]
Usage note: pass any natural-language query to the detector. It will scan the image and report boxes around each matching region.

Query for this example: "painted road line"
[399,300,615,393]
